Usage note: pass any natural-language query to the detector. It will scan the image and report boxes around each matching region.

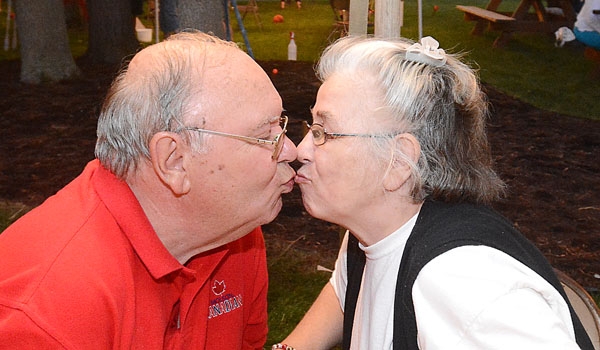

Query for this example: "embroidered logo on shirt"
[208,293,243,319]
[212,280,226,295]
[208,279,243,319]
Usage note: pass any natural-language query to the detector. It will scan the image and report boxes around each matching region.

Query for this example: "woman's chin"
[301,202,326,222]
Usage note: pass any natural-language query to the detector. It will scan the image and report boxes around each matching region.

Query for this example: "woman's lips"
[294,173,309,185]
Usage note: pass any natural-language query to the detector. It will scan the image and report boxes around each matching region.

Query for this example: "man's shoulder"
[0,163,136,306]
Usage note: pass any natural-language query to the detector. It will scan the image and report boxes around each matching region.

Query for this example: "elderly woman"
[273,36,593,350]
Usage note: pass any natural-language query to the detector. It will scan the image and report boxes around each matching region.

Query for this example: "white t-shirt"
[330,214,580,349]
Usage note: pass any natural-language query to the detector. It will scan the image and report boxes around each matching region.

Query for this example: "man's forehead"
[129,40,242,72]
[127,39,279,126]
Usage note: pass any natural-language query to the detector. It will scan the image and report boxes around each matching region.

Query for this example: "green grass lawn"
[1,0,598,118]
[265,242,334,344]
[228,0,599,119]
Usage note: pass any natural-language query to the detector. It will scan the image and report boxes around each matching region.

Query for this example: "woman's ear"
[149,132,191,195]
[383,133,421,192]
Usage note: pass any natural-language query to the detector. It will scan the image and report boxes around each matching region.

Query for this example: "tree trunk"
[14,0,80,84]
[178,0,226,39]
[86,0,140,64]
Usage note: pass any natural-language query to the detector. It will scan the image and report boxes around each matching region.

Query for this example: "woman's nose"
[296,132,313,163]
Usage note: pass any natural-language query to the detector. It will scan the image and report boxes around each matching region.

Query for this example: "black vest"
[343,199,594,350]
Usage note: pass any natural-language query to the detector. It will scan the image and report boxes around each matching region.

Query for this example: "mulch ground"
[0,57,599,291]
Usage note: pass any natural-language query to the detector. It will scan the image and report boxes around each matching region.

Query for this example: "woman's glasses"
[303,121,400,146]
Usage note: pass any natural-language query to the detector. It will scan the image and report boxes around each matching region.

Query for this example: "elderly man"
[0,31,296,348]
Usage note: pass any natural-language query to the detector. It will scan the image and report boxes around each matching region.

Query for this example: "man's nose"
[278,136,298,162]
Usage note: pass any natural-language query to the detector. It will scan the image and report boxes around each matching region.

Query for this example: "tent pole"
[155,0,160,43]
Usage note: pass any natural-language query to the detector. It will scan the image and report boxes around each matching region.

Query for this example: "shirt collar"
[90,160,185,280]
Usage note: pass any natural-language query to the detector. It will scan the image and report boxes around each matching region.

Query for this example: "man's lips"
[282,176,295,193]
[281,168,297,193]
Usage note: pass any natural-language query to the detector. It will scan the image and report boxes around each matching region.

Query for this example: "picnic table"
[456,0,577,47]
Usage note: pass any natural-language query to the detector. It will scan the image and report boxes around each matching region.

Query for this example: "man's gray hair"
[95,31,239,179]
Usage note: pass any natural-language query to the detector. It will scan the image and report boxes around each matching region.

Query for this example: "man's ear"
[149,132,191,195]
[383,133,421,192]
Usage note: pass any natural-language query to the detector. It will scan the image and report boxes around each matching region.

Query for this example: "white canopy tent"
[154,0,161,43]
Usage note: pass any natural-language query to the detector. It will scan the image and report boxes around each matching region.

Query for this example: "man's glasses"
[303,121,399,146]
[179,115,288,159]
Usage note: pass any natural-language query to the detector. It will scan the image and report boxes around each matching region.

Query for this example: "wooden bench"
[456,5,518,47]
[457,0,576,48]
[456,5,515,23]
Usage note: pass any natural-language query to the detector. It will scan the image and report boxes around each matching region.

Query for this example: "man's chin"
[258,197,284,227]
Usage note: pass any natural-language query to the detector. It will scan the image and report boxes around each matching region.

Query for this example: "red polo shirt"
[0,160,268,349]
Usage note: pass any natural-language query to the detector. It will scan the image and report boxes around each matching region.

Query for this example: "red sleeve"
[0,305,70,349]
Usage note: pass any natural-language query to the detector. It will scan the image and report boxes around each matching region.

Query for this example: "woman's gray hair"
[95,31,238,179]
[316,36,505,204]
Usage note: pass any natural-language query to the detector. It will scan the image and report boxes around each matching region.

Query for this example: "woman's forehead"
[314,75,381,126]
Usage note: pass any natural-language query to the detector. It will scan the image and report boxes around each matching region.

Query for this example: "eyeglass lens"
[303,122,326,146]
[272,136,284,159]
[271,116,288,159]
[311,125,326,145]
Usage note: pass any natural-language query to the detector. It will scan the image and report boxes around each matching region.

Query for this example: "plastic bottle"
[288,32,297,61]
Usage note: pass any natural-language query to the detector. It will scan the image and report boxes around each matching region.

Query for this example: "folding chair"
[555,268,600,349]
[328,0,350,40]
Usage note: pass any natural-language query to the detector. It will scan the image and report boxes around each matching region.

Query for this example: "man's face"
[183,49,297,247]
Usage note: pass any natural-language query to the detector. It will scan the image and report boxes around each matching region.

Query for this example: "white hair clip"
[405,36,447,67]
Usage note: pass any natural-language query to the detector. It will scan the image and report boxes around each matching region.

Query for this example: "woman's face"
[295,74,388,227]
